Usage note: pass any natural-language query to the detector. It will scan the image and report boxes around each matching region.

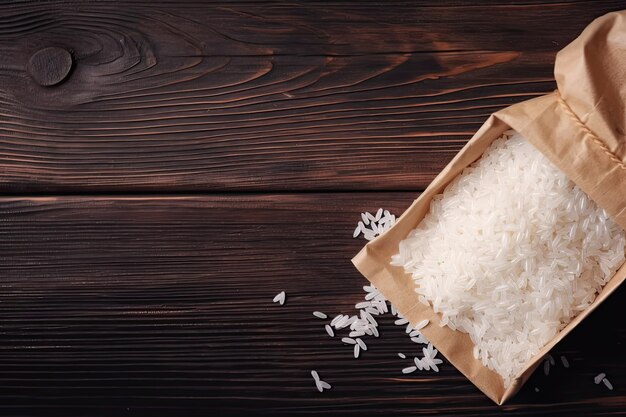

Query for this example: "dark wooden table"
[1,1,625,416]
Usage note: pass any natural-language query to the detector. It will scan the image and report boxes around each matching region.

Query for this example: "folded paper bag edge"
[555,10,626,154]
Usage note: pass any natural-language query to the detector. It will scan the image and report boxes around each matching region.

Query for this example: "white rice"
[307,219,447,390]
[335,316,350,329]
[595,373,607,384]
[392,131,626,387]
[345,316,358,326]
[593,372,613,390]
[362,310,377,326]
[311,370,332,392]
[365,291,378,301]
[272,291,286,305]
[365,306,379,315]
[313,311,327,319]
[354,210,397,241]
[312,370,323,392]
[560,355,570,368]
[356,338,367,351]
[363,230,376,241]
[402,366,417,374]
[414,319,429,330]
[331,314,344,326]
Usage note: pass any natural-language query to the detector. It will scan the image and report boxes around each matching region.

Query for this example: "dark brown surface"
[0,1,625,416]
[0,1,623,192]
[0,195,624,417]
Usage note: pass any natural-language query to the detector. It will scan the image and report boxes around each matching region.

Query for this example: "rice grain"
[392,132,626,387]
[402,366,417,374]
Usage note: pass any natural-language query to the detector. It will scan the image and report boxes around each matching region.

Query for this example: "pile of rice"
[391,131,626,387]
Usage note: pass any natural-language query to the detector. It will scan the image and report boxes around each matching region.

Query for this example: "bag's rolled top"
[501,10,626,230]
[352,10,626,404]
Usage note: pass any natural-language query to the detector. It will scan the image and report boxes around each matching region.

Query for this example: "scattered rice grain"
[319,381,332,390]
[313,311,327,319]
[402,366,417,374]
[311,370,320,381]
[272,291,286,305]
[356,338,367,351]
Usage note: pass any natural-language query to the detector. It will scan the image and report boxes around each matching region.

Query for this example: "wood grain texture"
[0,1,623,192]
[0,195,624,416]
[2,2,625,416]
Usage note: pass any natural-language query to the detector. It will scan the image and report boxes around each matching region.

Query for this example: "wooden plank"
[0,2,623,192]
[0,194,623,416]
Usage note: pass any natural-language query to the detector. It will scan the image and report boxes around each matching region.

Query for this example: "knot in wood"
[27,47,73,87]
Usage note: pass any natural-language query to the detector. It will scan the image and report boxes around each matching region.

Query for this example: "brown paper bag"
[352,10,626,404]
